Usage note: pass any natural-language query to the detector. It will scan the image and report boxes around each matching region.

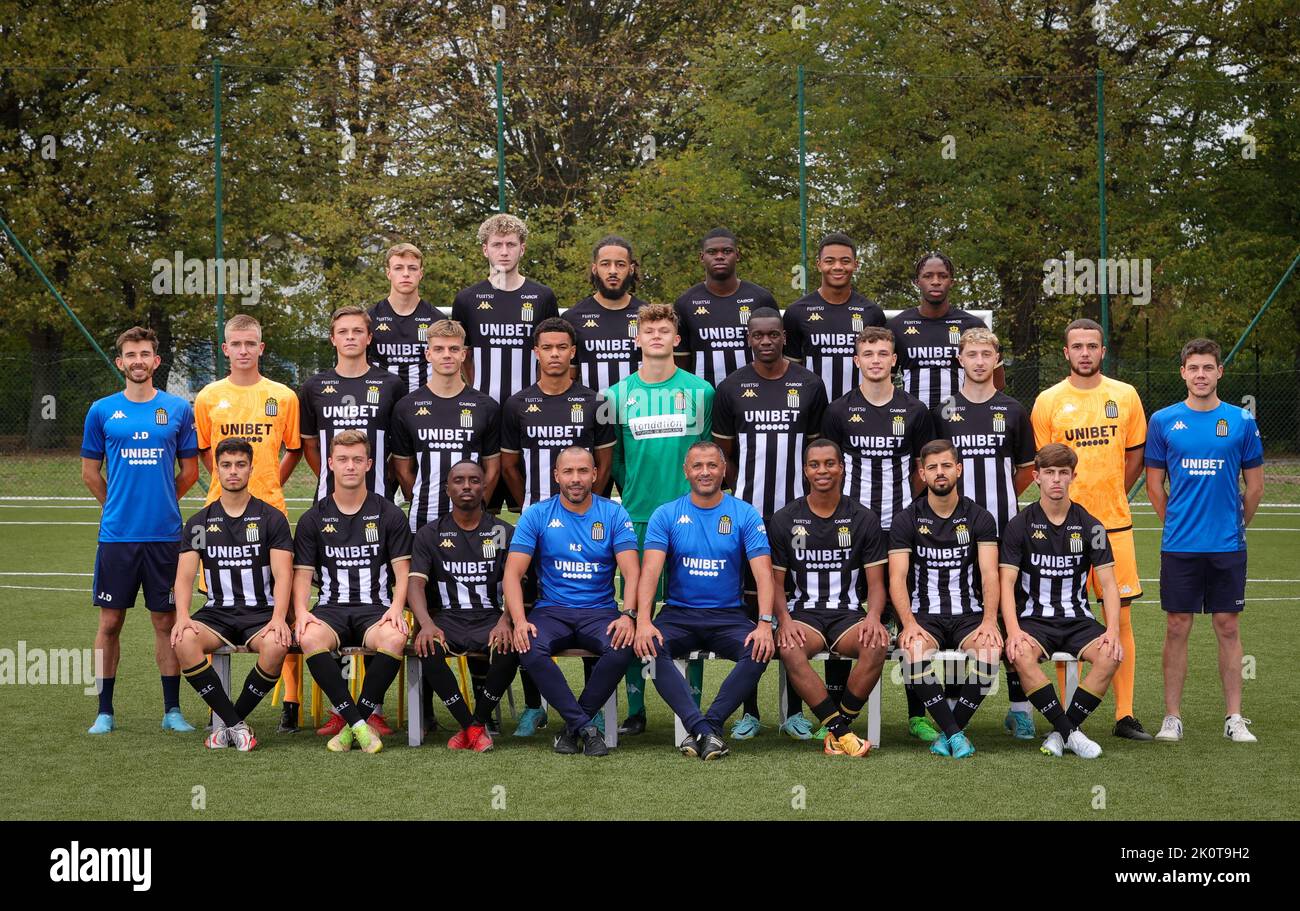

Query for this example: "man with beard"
[1031,319,1150,741]
[504,447,641,756]
[635,442,776,760]
[82,326,200,734]
[712,307,829,739]
[673,227,779,387]
[783,233,886,403]
[563,235,647,396]
[888,440,1002,758]
[770,439,890,757]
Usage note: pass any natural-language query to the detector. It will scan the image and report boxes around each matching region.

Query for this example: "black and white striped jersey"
[293,492,413,609]
[889,495,998,617]
[410,512,513,615]
[673,280,778,386]
[500,382,616,509]
[367,298,444,394]
[1000,501,1114,621]
[562,295,645,393]
[934,390,1036,534]
[390,386,501,531]
[713,363,828,519]
[298,365,407,500]
[821,387,935,530]
[782,290,886,402]
[767,496,886,613]
[180,497,293,610]
[451,279,560,405]
[886,307,987,411]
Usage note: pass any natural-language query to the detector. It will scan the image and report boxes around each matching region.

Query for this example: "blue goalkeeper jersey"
[644,493,770,610]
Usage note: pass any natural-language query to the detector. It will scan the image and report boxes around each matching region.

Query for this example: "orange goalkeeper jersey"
[193,376,301,516]
[1030,375,1146,531]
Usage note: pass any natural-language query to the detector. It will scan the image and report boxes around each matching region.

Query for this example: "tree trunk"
[26,325,64,449]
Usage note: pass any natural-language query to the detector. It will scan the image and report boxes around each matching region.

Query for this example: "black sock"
[906,685,926,718]
[421,674,437,723]
[520,668,542,710]
[305,651,362,726]
[181,659,240,726]
[420,648,475,729]
[233,663,280,721]
[905,660,960,738]
[161,674,181,713]
[785,677,802,719]
[467,655,489,705]
[840,687,867,724]
[473,653,520,726]
[357,652,402,721]
[1027,681,1075,739]
[1006,667,1027,703]
[951,662,996,730]
[812,698,850,736]
[825,659,848,705]
[97,676,116,715]
[1066,685,1103,729]
[743,687,760,720]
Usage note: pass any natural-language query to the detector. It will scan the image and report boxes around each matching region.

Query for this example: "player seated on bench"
[408,461,519,752]
[888,439,1004,759]
[293,430,413,754]
[770,439,890,757]
[999,443,1124,760]
[172,437,293,751]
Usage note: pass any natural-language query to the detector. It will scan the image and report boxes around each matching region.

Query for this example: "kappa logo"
[323,384,337,394]
[1172,420,1188,431]
[742,389,758,398]
[1061,403,1077,414]
[947,411,964,422]
[1031,529,1047,540]
[1120,584,1133,595]
[526,404,542,413]
[677,514,692,524]
[904,325,920,335]
[376,323,391,331]
[478,301,493,310]
[548,518,564,528]
[110,410,126,420]
[206,523,221,533]
[322,523,337,534]
[807,312,822,321]
[918,525,931,535]
[583,319,598,328]
[694,306,708,316]
[848,413,863,423]
[217,399,231,409]
[439,538,455,549]
[415,406,431,416]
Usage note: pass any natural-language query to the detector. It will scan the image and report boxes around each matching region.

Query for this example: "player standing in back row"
[783,233,886,403]
[563,235,647,397]
[673,227,778,387]
[368,242,443,394]
[1031,318,1150,741]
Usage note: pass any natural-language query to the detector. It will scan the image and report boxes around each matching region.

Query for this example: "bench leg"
[603,690,618,749]
[213,652,231,694]
[867,677,882,748]
[407,655,423,747]
[1064,661,1079,707]
[673,658,688,747]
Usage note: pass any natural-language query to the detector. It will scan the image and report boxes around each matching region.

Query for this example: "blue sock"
[161,675,181,712]
[97,676,116,715]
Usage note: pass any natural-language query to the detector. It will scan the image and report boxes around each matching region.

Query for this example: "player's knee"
[173,634,203,666]
[1165,613,1193,639]
[300,627,331,653]
[257,638,289,665]
[372,626,406,653]
[97,610,126,636]
[150,611,175,632]
[1211,612,1239,639]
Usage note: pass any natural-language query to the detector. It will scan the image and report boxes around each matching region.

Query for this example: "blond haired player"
[192,314,305,731]
[1030,318,1151,741]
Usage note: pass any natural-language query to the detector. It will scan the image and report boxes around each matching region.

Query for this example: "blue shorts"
[655,605,765,663]
[92,541,178,612]
[1160,551,1247,614]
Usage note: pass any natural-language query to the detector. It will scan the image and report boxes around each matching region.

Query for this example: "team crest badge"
[364,522,379,544]
[891,414,905,436]
[591,521,606,542]
[1069,532,1083,554]
[322,523,337,534]
[584,319,598,328]
[628,318,638,338]
[460,408,474,428]
[1105,399,1118,419]
[417,324,429,342]
[367,385,380,404]
[482,537,497,558]
[837,526,851,548]
[245,522,259,543]
[852,313,864,333]
[718,515,732,535]
[1216,418,1229,437]
[1031,529,1047,540]
[415,406,430,416]
[439,538,455,549]
[521,301,534,322]
[694,306,708,316]
[742,388,757,398]
[323,384,337,394]
[948,325,961,345]
[265,397,278,417]
[154,408,168,425]
[787,389,800,408]
[674,391,687,413]
[571,402,584,424]
[992,412,1006,433]
[739,306,751,325]
[955,523,970,545]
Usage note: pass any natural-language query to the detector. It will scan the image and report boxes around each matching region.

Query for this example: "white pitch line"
[1134,596,1300,604]
[0,521,100,526]
[0,584,86,593]
[0,572,92,576]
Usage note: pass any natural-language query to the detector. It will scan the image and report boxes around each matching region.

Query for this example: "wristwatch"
[758,613,778,631]
[620,608,638,620]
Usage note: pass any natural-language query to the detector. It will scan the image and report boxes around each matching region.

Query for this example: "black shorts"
[1016,616,1107,661]
[487,484,520,514]
[310,603,387,650]
[913,612,985,650]
[1160,551,1247,614]
[789,610,866,654]
[433,611,503,656]
[92,541,178,611]
[191,604,275,648]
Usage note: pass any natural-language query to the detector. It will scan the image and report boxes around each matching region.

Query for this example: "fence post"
[213,57,225,375]
[496,61,506,213]
[1096,69,1110,374]
[797,64,808,291]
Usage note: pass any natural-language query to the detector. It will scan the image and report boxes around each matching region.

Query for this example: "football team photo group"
[80,215,1264,765]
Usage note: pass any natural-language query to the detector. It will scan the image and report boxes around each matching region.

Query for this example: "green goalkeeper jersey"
[603,367,714,522]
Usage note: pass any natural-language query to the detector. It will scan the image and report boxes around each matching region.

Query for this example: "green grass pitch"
[1,455,1296,820]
